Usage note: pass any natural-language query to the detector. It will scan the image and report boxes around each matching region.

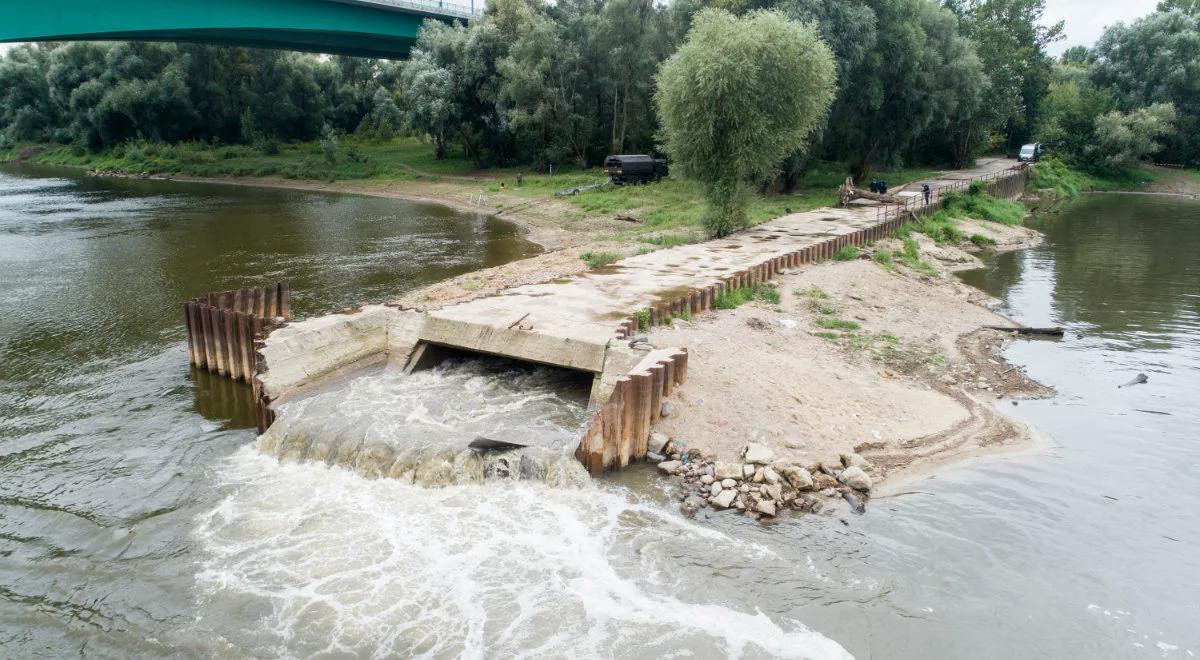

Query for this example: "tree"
[940,0,1062,162]
[655,9,835,236]
[1090,10,1200,164]
[1093,102,1177,170]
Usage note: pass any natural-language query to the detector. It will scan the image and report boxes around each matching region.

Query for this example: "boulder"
[645,451,665,463]
[756,499,777,516]
[709,482,723,496]
[657,460,682,475]
[680,495,706,516]
[743,442,775,465]
[762,466,781,485]
[721,478,737,489]
[700,474,714,485]
[779,466,814,491]
[711,489,737,508]
[742,464,756,478]
[819,461,842,477]
[752,467,765,483]
[714,462,742,480]
[648,432,670,454]
[812,473,838,490]
[660,400,674,417]
[840,452,872,471]
[763,483,783,502]
[839,466,873,492]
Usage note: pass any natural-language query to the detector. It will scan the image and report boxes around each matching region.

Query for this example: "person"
[500,182,507,191]
[516,172,524,187]
[922,183,932,205]
[870,179,879,193]
[880,179,888,194]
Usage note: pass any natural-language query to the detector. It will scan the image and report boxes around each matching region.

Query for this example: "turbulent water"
[3,165,1198,658]
[257,359,594,486]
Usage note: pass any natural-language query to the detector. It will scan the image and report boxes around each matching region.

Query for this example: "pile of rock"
[649,433,874,520]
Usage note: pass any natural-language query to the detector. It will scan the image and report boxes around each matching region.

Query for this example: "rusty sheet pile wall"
[183,283,293,431]
[575,349,688,475]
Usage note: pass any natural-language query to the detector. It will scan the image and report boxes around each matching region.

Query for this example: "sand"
[649,222,1051,485]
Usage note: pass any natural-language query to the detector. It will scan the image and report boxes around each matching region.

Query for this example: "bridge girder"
[0,0,460,58]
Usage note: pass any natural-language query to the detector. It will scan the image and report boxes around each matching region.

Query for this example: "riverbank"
[2,138,940,251]
[637,218,1052,519]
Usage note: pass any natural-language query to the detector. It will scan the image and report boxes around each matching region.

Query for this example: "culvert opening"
[257,349,595,487]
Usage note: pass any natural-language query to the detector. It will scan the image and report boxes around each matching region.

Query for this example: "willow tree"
[654,9,835,237]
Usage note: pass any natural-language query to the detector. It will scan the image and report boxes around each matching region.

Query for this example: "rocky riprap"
[647,433,874,521]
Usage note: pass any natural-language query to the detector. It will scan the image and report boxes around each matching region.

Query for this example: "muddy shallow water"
[2,168,1197,659]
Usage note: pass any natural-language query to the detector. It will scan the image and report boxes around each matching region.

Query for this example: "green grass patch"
[833,245,861,261]
[872,248,894,269]
[580,251,622,268]
[899,237,937,275]
[797,285,829,299]
[942,190,1025,226]
[810,301,837,315]
[815,317,861,331]
[713,283,779,310]
[969,233,996,247]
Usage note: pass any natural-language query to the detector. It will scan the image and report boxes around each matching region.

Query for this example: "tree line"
[1,0,1196,182]
[1037,1,1199,173]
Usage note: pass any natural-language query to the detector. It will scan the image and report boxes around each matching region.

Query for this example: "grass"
[897,211,967,243]
[1027,157,1154,198]
[580,251,622,268]
[796,285,829,299]
[815,317,861,331]
[833,245,861,261]
[899,237,937,275]
[713,283,779,310]
[872,248,894,269]
[969,233,996,247]
[810,301,837,315]
[636,308,651,331]
[941,189,1025,226]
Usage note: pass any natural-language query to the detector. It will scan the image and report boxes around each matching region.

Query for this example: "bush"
[970,233,996,247]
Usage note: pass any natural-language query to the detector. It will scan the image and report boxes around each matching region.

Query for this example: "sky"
[0,0,1167,58]
[1043,0,1162,55]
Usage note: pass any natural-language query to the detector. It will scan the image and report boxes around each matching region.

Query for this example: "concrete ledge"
[418,314,609,373]
[258,305,390,400]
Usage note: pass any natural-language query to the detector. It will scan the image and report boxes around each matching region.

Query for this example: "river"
[1,167,1197,658]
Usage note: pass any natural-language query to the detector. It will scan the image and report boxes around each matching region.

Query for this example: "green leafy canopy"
[654,9,836,236]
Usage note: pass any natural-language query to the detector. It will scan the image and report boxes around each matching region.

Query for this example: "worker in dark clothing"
[870,179,879,193]
[880,179,888,194]
[922,183,932,205]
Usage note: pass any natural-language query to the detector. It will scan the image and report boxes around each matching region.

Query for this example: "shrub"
[970,233,996,247]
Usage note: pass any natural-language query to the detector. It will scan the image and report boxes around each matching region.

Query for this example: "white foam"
[193,448,852,659]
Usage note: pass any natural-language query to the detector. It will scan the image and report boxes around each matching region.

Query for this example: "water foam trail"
[256,359,594,487]
[194,448,852,659]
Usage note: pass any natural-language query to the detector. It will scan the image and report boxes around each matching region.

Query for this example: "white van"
[1018,143,1045,162]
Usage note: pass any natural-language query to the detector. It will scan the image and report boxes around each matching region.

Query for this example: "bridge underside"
[0,0,441,58]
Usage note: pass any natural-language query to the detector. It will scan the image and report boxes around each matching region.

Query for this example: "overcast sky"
[1043,0,1161,54]
[0,0,1167,57]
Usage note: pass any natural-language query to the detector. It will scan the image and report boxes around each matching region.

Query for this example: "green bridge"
[0,0,479,58]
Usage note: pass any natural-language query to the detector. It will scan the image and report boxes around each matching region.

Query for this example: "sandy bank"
[639,218,1052,517]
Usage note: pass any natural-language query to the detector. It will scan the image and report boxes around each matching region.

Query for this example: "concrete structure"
[0,0,480,58]
[254,158,1027,473]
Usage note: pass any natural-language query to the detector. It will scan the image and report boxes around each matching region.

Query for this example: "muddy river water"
[1,166,1197,658]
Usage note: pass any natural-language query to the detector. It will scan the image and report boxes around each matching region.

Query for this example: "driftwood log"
[838,176,903,206]
[986,325,1065,337]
